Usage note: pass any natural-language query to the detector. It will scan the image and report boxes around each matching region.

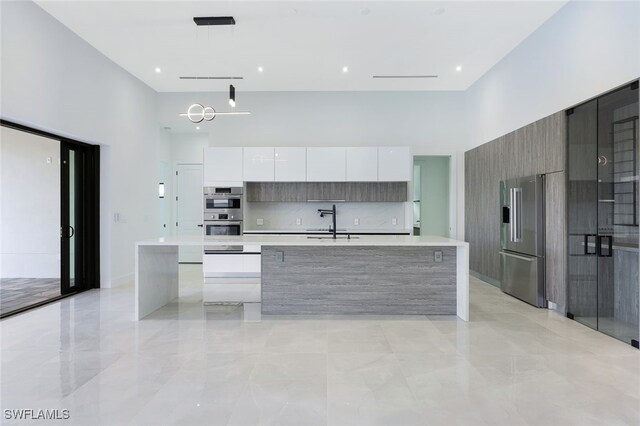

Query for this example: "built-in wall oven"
[204,220,243,236]
[203,186,243,236]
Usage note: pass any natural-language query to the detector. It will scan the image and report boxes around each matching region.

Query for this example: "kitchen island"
[135,235,469,321]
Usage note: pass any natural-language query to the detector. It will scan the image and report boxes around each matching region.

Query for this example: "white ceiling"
[35,1,566,92]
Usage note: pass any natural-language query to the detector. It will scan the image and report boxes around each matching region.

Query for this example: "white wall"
[0,1,168,286]
[0,127,61,278]
[466,0,640,148]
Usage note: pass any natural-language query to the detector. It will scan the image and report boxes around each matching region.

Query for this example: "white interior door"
[176,163,203,263]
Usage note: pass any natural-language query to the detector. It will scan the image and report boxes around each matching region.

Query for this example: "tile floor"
[1,265,639,426]
[0,278,61,316]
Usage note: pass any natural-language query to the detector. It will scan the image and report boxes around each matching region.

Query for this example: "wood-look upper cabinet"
[306,148,346,182]
[243,147,274,182]
[274,147,306,181]
[246,182,306,202]
[378,147,411,181]
[306,182,347,201]
[203,147,243,184]
[346,147,378,181]
[346,182,407,202]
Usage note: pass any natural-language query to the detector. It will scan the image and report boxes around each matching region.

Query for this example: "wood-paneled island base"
[262,246,457,315]
[135,235,469,321]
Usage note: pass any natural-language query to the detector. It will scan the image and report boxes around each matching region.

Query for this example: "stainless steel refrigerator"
[499,175,546,307]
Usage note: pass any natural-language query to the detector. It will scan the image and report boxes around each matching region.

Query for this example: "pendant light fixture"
[229,84,236,107]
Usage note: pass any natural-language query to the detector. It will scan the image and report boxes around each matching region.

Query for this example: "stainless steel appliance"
[204,220,243,236]
[203,186,243,236]
[204,186,243,219]
[499,175,546,307]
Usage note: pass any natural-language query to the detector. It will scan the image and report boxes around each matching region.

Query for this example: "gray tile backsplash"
[244,202,406,231]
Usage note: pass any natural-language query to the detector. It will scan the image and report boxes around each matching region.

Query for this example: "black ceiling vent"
[193,16,236,26]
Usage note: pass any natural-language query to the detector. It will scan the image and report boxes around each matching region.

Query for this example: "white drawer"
[203,253,261,277]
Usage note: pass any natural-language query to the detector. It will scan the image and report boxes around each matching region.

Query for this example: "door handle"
[68,226,75,238]
[197,224,203,228]
[509,188,515,242]
[597,235,613,257]
[499,251,535,262]
[513,188,522,242]
[584,234,597,255]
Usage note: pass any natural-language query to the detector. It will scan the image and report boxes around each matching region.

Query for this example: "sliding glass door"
[61,141,100,295]
[568,82,639,347]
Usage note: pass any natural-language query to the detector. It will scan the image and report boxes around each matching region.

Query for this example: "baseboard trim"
[470,270,501,288]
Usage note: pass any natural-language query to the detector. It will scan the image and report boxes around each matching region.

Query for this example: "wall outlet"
[296,218,302,225]
[434,251,443,263]
[257,218,264,226]
[46,156,52,164]
[354,218,359,226]
[392,217,397,226]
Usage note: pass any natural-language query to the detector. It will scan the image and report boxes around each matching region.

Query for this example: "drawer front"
[203,253,261,277]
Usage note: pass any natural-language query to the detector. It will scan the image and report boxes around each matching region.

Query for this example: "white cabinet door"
[274,147,306,181]
[203,147,243,184]
[346,147,378,181]
[378,146,412,181]
[306,147,346,181]
[243,147,274,182]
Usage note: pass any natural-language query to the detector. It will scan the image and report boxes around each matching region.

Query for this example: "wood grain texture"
[261,246,456,315]
[247,182,407,202]
[465,111,567,297]
[545,171,567,312]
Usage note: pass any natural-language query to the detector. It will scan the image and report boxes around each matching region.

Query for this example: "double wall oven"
[203,186,243,236]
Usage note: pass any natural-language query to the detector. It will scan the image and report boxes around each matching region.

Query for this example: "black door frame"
[1,119,100,303]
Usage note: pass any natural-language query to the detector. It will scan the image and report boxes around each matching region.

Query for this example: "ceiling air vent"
[372,75,438,79]
[179,76,244,80]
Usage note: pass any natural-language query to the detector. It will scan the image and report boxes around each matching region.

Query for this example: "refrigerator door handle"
[509,188,514,242]
[499,251,535,262]
[513,187,522,242]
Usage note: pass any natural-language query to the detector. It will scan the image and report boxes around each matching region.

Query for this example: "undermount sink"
[306,236,359,240]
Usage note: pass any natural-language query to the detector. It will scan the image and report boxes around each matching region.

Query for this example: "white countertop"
[137,234,468,247]
[243,228,412,234]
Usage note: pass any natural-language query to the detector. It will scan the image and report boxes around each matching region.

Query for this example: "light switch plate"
[392,218,397,225]
[434,251,443,263]
[296,218,302,225]
[257,218,264,226]
[354,218,359,226]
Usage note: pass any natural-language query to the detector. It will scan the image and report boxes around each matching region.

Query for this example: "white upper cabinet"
[243,147,275,182]
[203,147,243,183]
[346,147,378,181]
[274,147,306,181]
[378,146,412,181]
[306,147,346,182]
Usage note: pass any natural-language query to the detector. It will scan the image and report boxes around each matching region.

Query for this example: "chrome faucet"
[318,204,337,239]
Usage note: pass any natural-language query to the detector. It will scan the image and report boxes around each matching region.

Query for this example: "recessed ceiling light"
[342,66,349,73]
[155,67,161,73]
[456,65,462,72]
[258,66,263,72]
[434,8,446,15]
[196,126,200,130]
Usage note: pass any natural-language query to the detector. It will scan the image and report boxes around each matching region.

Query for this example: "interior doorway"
[175,163,203,263]
[412,156,451,237]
